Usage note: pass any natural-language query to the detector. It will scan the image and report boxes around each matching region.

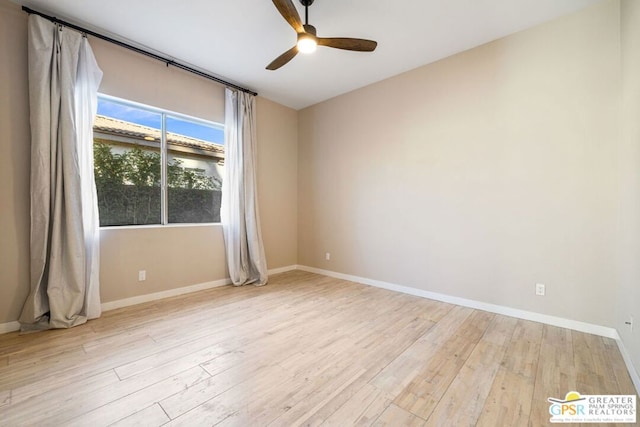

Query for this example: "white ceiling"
[14,0,600,110]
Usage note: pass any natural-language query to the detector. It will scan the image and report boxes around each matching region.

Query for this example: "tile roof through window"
[93,115,224,156]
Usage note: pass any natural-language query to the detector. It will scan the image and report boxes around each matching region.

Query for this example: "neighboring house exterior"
[93,115,225,184]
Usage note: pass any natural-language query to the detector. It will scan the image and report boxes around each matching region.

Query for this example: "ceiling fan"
[266,0,378,70]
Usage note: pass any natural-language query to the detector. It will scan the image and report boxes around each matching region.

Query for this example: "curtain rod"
[22,6,258,97]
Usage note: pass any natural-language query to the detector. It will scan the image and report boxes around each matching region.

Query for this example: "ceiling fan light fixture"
[297,34,317,54]
[266,0,377,70]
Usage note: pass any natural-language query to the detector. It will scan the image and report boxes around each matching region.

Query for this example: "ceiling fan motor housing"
[303,24,317,36]
[300,0,315,6]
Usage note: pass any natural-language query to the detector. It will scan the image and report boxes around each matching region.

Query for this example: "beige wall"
[0,1,30,324]
[298,0,621,327]
[618,0,640,377]
[99,226,228,302]
[90,37,225,123]
[256,97,298,270]
[0,0,298,320]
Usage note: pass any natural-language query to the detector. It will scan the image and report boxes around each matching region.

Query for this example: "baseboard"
[297,265,619,340]
[101,264,299,312]
[101,277,232,312]
[267,264,299,275]
[0,321,20,334]
[616,338,640,395]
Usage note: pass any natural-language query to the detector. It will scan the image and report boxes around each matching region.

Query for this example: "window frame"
[95,94,225,228]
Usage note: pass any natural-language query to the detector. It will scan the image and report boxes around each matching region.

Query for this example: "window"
[93,95,224,226]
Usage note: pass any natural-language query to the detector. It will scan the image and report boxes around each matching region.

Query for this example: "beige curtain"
[19,15,103,330]
[221,89,268,286]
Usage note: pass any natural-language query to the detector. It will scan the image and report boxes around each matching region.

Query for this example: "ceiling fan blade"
[266,46,299,70]
[317,37,378,52]
[271,0,304,33]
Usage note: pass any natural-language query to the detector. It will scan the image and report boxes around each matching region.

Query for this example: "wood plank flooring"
[0,270,636,426]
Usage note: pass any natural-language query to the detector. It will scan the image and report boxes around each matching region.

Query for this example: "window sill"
[100,222,222,231]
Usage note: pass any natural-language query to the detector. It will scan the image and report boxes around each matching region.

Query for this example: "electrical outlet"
[535,283,545,296]
[325,252,331,261]
[138,270,146,281]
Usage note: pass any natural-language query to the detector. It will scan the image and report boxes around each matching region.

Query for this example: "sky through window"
[97,98,224,144]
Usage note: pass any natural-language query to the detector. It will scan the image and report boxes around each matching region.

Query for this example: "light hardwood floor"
[0,271,636,426]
